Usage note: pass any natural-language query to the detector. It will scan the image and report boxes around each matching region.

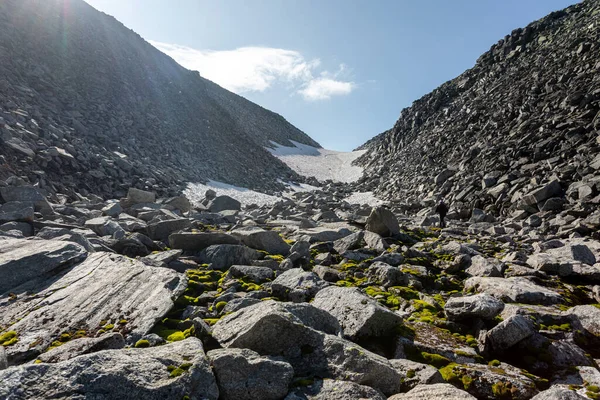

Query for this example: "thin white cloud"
[298,78,355,101]
[150,40,355,101]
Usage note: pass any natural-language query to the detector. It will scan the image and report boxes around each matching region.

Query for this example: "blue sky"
[85,0,578,151]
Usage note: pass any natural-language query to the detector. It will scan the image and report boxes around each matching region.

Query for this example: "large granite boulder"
[208,348,293,400]
[231,227,290,256]
[0,338,218,399]
[365,207,400,237]
[212,301,402,396]
[312,286,403,341]
[1,252,186,364]
[199,244,261,271]
[444,293,505,321]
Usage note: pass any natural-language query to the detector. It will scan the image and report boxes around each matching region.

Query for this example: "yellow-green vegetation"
[266,254,285,263]
[540,323,571,331]
[167,362,194,378]
[203,318,220,326]
[406,369,416,378]
[489,359,501,367]
[421,352,451,368]
[292,378,316,387]
[215,301,228,312]
[0,331,18,346]
[135,339,150,348]
[587,384,600,400]
[389,286,419,300]
[439,363,462,386]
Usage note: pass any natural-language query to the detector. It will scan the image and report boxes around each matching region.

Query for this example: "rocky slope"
[356,0,600,223]
[1,182,600,399]
[0,0,319,199]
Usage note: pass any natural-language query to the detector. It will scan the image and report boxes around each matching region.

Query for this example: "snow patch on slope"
[267,140,366,183]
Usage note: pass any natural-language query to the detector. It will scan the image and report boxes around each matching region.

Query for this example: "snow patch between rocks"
[185,180,320,207]
[267,140,366,183]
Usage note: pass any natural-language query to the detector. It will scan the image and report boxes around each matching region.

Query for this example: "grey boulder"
[231,227,290,256]
[208,195,241,212]
[37,333,125,363]
[312,286,403,341]
[270,268,329,302]
[0,238,88,294]
[0,338,218,400]
[168,232,240,251]
[464,277,563,305]
[212,301,401,395]
[484,315,535,352]
[365,206,400,237]
[1,252,186,363]
[208,348,293,400]
[389,359,444,391]
[199,244,260,271]
[444,293,505,321]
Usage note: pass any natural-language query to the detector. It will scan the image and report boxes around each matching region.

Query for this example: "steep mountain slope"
[356,0,600,219]
[0,0,319,199]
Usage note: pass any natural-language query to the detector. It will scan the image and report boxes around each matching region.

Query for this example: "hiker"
[435,199,449,228]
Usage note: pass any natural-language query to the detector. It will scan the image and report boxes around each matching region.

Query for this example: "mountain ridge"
[354,0,599,221]
[0,0,320,199]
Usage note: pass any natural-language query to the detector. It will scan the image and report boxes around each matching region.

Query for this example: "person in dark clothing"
[435,199,449,228]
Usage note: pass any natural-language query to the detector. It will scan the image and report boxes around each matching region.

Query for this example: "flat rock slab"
[169,232,241,251]
[0,338,218,400]
[0,238,88,294]
[1,252,186,364]
[464,277,563,305]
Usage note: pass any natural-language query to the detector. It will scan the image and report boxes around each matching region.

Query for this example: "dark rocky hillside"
[356,0,600,222]
[0,0,319,199]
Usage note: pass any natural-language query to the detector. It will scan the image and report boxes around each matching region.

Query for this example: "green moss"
[266,255,285,262]
[547,323,571,332]
[466,337,478,347]
[390,286,420,300]
[421,352,451,368]
[588,385,600,393]
[215,301,228,312]
[0,331,18,347]
[104,324,115,330]
[203,318,220,326]
[587,393,600,400]
[439,363,461,385]
[406,369,416,378]
[170,367,185,378]
[135,339,150,348]
[34,359,42,364]
[489,359,501,367]
[167,331,185,342]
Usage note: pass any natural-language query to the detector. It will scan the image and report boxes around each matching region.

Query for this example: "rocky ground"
[1,181,600,400]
